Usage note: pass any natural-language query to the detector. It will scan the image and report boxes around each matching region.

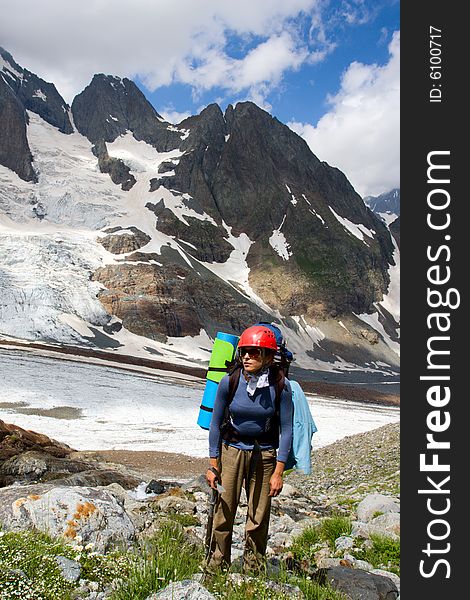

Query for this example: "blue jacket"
[285,380,317,474]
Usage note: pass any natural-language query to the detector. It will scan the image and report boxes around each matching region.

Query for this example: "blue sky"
[0,0,399,197]
[141,0,399,127]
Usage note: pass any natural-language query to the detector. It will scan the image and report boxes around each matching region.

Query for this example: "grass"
[110,521,204,599]
[350,534,400,576]
[290,525,322,561]
[0,529,132,600]
[291,515,353,561]
[319,516,352,548]
[206,565,349,600]
[167,513,200,527]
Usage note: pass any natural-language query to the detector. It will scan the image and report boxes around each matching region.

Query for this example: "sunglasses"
[239,347,262,357]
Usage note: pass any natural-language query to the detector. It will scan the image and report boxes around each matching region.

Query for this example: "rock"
[92,140,136,191]
[335,536,355,551]
[146,202,233,263]
[279,483,297,498]
[146,579,216,599]
[55,556,81,582]
[71,74,181,151]
[320,566,399,600]
[344,554,374,571]
[99,227,151,254]
[0,419,72,462]
[0,484,135,552]
[314,546,331,566]
[146,480,166,495]
[267,532,292,549]
[155,495,195,514]
[0,48,66,182]
[352,513,400,541]
[271,514,297,533]
[316,557,345,569]
[360,329,380,344]
[368,513,400,538]
[371,569,400,592]
[0,436,143,490]
[356,494,400,522]
[52,469,142,489]
[0,46,72,134]
[0,450,94,484]
[389,215,400,249]
[92,259,268,341]
[183,474,211,494]
[103,320,123,334]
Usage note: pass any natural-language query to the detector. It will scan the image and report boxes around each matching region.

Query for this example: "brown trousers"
[208,442,277,570]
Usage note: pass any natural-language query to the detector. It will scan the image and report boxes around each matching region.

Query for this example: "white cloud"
[0,0,322,106]
[339,0,376,25]
[289,31,399,197]
[159,108,192,125]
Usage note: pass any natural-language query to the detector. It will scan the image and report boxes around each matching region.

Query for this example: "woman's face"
[239,346,271,373]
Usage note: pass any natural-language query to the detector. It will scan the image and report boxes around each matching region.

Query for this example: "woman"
[206,324,293,572]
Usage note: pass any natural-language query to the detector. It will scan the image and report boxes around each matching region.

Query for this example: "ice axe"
[204,470,225,561]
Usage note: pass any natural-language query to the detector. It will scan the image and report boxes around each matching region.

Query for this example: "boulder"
[371,569,400,593]
[0,419,72,462]
[0,450,92,485]
[0,421,142,489]
[356,494,400,522]
[351,512,400,541]
[146,579,216,599]
[368,513,400,539]
[0,484,135,552]
[320,566,399,600]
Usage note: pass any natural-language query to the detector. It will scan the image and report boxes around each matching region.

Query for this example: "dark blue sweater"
[208,372,293,463]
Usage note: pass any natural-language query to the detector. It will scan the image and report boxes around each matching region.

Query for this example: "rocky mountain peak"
[0,46,73,182]
[364,188,400,216]
[179,102,226,150]
[0,73,37,182]
[0,46,72,135]
[71,73,182,151]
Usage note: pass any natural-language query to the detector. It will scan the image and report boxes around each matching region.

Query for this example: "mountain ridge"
[0,47,400,375]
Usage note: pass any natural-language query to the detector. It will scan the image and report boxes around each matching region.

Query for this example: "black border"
[401,3,463,596]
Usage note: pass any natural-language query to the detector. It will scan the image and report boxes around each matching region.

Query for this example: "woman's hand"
[206,466,219,490]
[269,472,284,497]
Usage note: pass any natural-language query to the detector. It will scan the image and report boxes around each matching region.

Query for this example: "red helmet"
[238,325,278,351]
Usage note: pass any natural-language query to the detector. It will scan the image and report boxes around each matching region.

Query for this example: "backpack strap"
[270,364,286,415]
[227,365,242,406]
